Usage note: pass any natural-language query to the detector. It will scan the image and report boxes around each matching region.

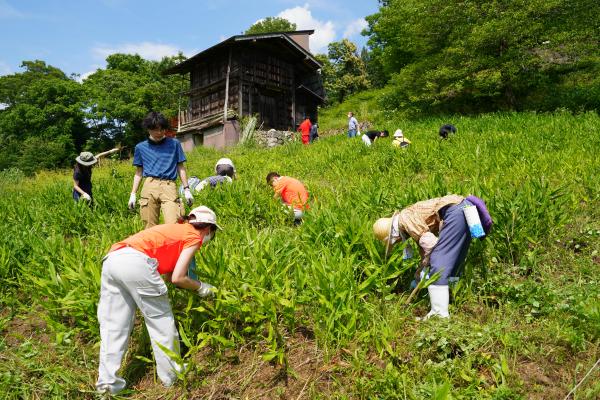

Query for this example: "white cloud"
[277,4,335,54]
[92,42,185,61]
[343,18,367,39]
[75,65,102,83]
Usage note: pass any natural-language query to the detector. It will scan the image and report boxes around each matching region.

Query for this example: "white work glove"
[128,193,137,209]
[196,281,215,298]
[184,188,194,206]
[81,193,91,201]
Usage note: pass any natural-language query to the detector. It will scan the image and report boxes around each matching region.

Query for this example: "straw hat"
[373,211,400,258]
[189,206,222,230]
[75,151,97,166]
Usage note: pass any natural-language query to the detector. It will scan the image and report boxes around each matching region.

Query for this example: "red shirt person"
[266,172,309,223]
[298,118,312,145]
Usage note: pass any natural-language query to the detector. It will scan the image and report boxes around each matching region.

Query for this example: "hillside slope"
[1,111,599,399]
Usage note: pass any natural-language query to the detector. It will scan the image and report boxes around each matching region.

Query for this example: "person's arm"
[170,244,202,290]
[177,162,189,188]
[131,166,143,194]
[95,148,119,159]
[73,179,87,196]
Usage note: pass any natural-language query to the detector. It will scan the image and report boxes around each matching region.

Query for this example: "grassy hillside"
[1,111,599,399]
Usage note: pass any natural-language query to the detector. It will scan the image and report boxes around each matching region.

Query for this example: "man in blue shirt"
[128,111,194,228]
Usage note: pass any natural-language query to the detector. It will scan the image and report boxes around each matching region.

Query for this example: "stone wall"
[254,129,296,148]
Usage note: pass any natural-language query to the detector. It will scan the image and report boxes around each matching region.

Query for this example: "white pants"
[362,134,372,146]
[96,247,181,393]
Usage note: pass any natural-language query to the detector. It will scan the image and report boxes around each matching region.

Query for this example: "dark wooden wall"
[186,45,320,131]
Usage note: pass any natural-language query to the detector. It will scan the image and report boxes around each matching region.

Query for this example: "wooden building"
[165,30,324,150]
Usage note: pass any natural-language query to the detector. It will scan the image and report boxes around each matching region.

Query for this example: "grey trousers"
[429,200,472,285]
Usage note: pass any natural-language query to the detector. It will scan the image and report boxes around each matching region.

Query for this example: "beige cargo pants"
[139,177,184,229]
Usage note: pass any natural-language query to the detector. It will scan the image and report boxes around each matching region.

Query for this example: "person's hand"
[128,193,137,209]
[196,281,215,298]
[184,188,194,206]
[81,193,91,201]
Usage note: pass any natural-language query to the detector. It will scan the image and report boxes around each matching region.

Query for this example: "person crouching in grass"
[266,172,309,224]
[362,129,389,146]
[96,206,220,394]
[373,195,492,320]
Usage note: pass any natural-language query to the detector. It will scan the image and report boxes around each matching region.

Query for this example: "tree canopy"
[365,0,600,114]
[245,17,297,35]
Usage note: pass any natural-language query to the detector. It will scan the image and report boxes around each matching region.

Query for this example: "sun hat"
[76,152,97,166]
[373,211,400,258]
[189,206,222,230]
[393,129,404,138]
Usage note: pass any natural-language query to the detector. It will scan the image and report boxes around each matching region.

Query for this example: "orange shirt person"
[266,172,309,223]
[298,118,312,145]
[96,206,220,394]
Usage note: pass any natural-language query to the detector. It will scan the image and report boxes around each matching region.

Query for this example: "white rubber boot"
[423,285,450,320]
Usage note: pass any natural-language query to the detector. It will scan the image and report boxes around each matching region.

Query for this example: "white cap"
[215,158,235,173]
[189,206,222,230]
[393,129,404,138]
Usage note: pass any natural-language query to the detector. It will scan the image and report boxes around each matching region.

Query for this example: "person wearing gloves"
[373,195,492,320]
[96,206,220,394]
[128,111,194,228]
[185,158,237,193]
[266,172,309,223]
[391,129,411,148]
[73,149,120,203]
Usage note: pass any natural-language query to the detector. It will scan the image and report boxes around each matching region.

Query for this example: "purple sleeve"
[467,195,493,234]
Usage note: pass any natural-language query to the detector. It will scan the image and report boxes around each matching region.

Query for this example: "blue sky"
[0,0,380,79]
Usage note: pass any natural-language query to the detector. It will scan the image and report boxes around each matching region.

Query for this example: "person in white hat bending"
[373,195,492,320]
[391,129,411,148]
[180,158,237,194]
[96,206,220,395]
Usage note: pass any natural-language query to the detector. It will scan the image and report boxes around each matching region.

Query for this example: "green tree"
[82,53,186,151]
[245,17,297,34]
[0,61,88,174]
[365,0,600,114]
[317,39,370,104]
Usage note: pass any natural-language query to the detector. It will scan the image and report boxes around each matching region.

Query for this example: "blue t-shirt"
[133,138,186,180]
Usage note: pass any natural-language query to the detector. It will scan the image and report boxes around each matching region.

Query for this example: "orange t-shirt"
[110,223,203,274]
[299,119,311,136]
[273,176,309,210]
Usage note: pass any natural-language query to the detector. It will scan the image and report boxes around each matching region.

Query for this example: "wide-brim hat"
[393,129,404,138]
[76,151,97,166]
[189,206,222,230]
[373,211,400,259]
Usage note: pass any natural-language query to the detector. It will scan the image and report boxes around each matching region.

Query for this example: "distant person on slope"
[373,195,492,320]
[392,129,411,148]
[180,158,237,194]
[347,111,359,138]
[439,124,457,139]
[309,120,319,143]
[128,111,193,228]
[298,117,312,145]
[96,206,220,395]
[362,129,389,146]
[73,148,119,203]
[266,172,309,224]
